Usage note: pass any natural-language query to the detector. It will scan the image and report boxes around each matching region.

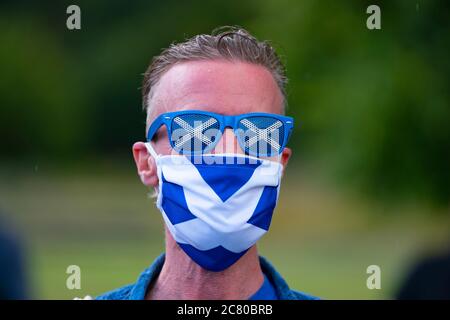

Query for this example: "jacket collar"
[127,253,297,300]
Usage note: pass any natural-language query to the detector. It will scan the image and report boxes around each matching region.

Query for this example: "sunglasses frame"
[146,110,294,157]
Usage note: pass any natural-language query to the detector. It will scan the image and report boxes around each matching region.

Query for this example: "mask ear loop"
[144,142,163,205]
[144,142,159,159]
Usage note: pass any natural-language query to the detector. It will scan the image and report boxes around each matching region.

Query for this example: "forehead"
[149,59,284,118]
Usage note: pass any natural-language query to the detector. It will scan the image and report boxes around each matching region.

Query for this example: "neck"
[145,228,264,300]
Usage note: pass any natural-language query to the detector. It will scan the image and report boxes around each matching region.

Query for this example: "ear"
[132,142,159,187]
[280,147,292,176]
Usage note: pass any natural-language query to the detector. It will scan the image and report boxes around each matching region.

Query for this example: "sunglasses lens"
[237,116,284,157]
[170,113,220,154]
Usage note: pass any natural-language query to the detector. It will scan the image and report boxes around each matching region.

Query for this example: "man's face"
[133,59,291,187]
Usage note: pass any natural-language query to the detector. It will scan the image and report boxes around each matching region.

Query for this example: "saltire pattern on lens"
[237,116,284,157]
[171,114,220,153]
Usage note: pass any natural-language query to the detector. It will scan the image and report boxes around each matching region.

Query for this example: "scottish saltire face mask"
[145,142,284,271]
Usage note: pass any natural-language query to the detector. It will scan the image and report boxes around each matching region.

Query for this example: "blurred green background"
[0,0,449,299]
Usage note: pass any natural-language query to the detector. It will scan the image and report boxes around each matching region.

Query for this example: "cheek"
[155,140,172,155]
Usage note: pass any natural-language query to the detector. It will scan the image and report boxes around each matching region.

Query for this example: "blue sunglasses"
[147,110,294,157]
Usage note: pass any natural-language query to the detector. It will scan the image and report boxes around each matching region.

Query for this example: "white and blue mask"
[145,142,283,272]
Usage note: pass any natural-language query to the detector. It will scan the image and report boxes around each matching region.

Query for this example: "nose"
[212,128,245,155]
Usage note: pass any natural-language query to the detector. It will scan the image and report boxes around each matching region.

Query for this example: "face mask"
[145,143,283,272]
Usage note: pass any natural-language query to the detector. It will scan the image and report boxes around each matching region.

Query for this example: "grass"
[1,160,449,299]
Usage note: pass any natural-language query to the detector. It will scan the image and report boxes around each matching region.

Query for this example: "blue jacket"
[96,253,319,300]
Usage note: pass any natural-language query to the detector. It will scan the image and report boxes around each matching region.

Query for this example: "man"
[0,214,29,300]
[97,27,318,300]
